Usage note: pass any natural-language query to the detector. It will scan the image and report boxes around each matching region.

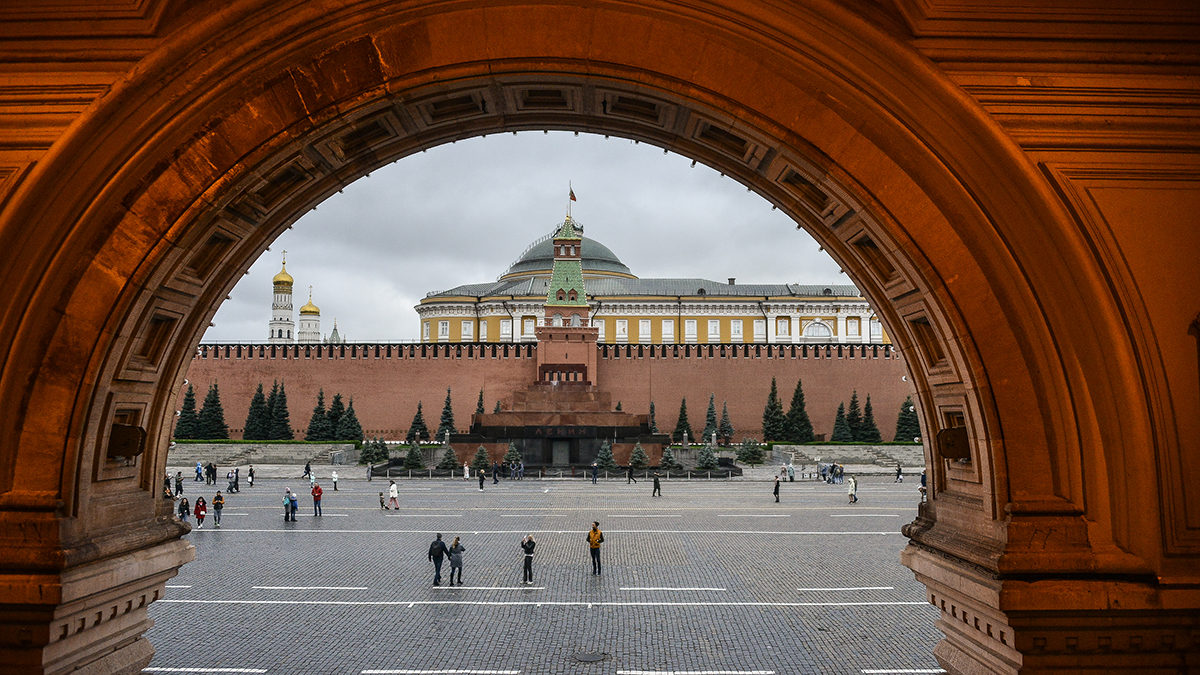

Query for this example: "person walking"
[212,490,224,527]
[847,475,858,504]
[521,534,536,584]
[448,536,465,585]
[194,461,203,482]
[247,464,255,487]
[428,533,450,586]
[463,461,470,480]
[586,521,604,575]
[289,489,299,520]
[174,471,184,497]
[367,462,373,482]
[591,462,598,485]
[193,497,207,529]
[177,496,190,523]
[282,488,293,521]
[787,463,795,482]
[478,468,486,491]
[492,461,500,484]
[331,470,338,491]
[894,465,903,483]
[652,473,661,497]
[232,468,240,493]
[386,480,399,510]
[303,461,311,479]
[626,465,637,484]
[311,482,323,516]
[773,475,780,503]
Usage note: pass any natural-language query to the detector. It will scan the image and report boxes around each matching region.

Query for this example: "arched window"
[804,322,833,340]
[570,314,581,327]
[552,313,563,327]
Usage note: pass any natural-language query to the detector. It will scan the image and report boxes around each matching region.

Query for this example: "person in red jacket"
[193,497,207,529]
[311,482,323,517]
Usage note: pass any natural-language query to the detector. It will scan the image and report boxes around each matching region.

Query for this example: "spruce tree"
[629,442,649,469]
[595,440,619,471]
[701,393,718,443]
[196,383,230,440]
[243,383,269,440]
[831,402,853,442]
[336,398,364,442]
[859,394,883,443]
[761,377,787,442]
[476,389,485,416]
[327,393,346,436]
[659,445,683,471]
[305,389,334,441]
[503,441,522,465]
[696,443,720,470]
[435,388,456,442]
[403,440,425,469]
[648,401,659,434]
[893,395,922,442]
[492,401,502,414]
[845,391,863,442]
[784,378,815,443]
[736,438,765,465]
[270,380,294,440]
[406,402,430,443]
[672,398,695,444]
[471,446,491,472]
[437,445,459,471]
[719,401,735,445]
[175,384,199,440]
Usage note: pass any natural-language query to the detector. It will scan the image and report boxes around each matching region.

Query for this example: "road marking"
[165,585,191,588]
[219,513,250,516]
[620,587,726,591]
[607,514,681,518]
[797,586,894,592]
[363,670,520,674]
[618,671,774,674]
[251,586,368,590]
[831,514,900,517]
[717,514,789,517]
[387,514,463,518]
[143,669,268,673]
[161,599,928,608]
[861,670,945,674]
[184,529,900,535]
[431,586,544,590]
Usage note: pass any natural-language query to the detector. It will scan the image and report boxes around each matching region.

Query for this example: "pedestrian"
[478,469,486,491]
[311,481,323,516]
[463,461,470,480]
[521,534,536,584]
[288,489,299,520]
[847,475,858,504]
[492,461,500,484]
[367,462,373,481]
[174,471,183,497]
[303,461,311,478]
[308,470,316,489]
[627,465,637,484]
[379,491,385,508]
[194,461,203,482]
[226,470,235,493]
[895,465,903,483]
[586,521,604,575]
[387,480,398,509]
[177,496,190,523]
[163,473,172,499]
[652,473,661,497]
[428,533,450,586]
[282,488,293,521]
[448,536,465,585]
[209,490,223,527]
[787,463,795,482]
[518,460,525,480]
[773,475,780,503]
[331,470,338,491]
[919,469,927,501]
[591,462,598,484]
[193,497,207,529]
[232,468,239,493]
[248,464,255,487]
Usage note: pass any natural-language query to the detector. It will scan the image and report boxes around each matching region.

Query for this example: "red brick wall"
[181,343,913,443]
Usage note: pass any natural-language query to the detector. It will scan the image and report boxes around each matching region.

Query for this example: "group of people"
[819,463,845,484]
[283,482,326,520]
[175,490,226,528]
[489,460,525,481]
[423,522,604,586]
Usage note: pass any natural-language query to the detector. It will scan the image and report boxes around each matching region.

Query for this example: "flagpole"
[568,181,572,219]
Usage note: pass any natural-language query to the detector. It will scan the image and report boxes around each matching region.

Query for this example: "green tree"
[761,377,787,442]
[659,445,683,471]
[403,440,425,469]
[595,440,619,471]
[859,394,883,443]
[831,402,853,442]
[893,395,922,442]
[701,393,718,443]
[267,380,294,440]
[719,401,735,445]
[405,402,430,443]
[435,388,456,442]
[492,400,502,413]
[672,398,695,444]
[736,438,765,465]
[437,445,460,471]
[784,378,814,443]
[175,384,199,440]
[336,398,364,442]
[305,389,334,441]
[629,442,650,469]
[845,391,863,442]
[476,389,485,415]
[242,383,269,440]
[696,444,720,470]
[196,383,230,440]
[327,393,346,436]
[503,441,522,465]
[361,437,388,464]
[471,446,491,472]
[648,401,659,434]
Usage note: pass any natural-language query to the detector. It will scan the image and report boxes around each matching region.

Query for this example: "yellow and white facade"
[418,222,890,345]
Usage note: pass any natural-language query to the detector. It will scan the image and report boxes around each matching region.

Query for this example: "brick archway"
[0,2,1194,674]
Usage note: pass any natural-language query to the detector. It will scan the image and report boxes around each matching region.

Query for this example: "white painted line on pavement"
[363,670,519,674]
[144,669,268,673]
[619,670,774,674]
[431,586,544,590]
[717,514,789,517]
[165,585,191,588]
[220,513,250,516]
[797,586,894,591]
[861,670,945,674]
[831,514,900,517]
[387,514,463,518]
[620,587,726,591]
[607,514,681,518]
[161,599,928,608]
[252,586,368,590]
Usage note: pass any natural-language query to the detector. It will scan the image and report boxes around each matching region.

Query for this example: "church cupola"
[268,252,295,344]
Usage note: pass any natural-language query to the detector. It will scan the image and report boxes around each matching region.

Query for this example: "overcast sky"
[204,131,845,343]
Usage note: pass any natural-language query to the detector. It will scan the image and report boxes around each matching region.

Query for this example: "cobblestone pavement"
[145,474,942,675]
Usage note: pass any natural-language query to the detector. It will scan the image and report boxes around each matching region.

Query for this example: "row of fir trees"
[304,390,364,442]
[760,376,921,444]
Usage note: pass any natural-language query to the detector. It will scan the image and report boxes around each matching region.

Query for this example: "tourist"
[282,488,293,521]
[478,469,486,491]
[288,489,299,520]
[331,470,338,491]
[386,480,398,509]
[226,470,235,493]
[212,490,224,527]
[591,462,598,485]
[303,461,311,478]
[518,460,525,480]
[232,468,239,493]
[463,461,470,480]
[895,465,903,483]
[193,497,206,529]
[379,492,385,509]
[311,481,323,517]
[308,470,316,489]
[492,461,500,484]
[586,521,604,575]
[428,533,449,586]
[174,471,183,497]
[177,496,190,523]
[194,461,203,482]
[367,462,373,481]
[247,464,254,487]
[521,534,536,584]
[847,475,858,504]
[773,475,780,503]
[787,463,795,482]
[448,536,465,585]
[626,465,637,484]
[652,473,661,497]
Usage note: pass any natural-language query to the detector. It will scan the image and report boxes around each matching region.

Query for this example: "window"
[557,289,565,301]
[568,290,577,301]
[870,317,882,339]
[731,320,743,341]
[708,319,721,342]
[552,313,563,327]
[423,321,430,341]
[523,318,535,339]
[753,319,766,341]
[438,321,449,341]
[500,319,512,340]
[685,319,697,343]
[570,314,581,327]
[639,319,651,343]
[777,317,790,336]
[595,319,605,340]
[848,317,860,337]
[616,319,628,343]
[479,321,488,342]
[661,319,674,342]
[461,320,474,341]
[287,329,291,339]
[804,321,833,339]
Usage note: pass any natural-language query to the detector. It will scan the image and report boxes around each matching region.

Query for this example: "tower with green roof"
[535,216,598,384]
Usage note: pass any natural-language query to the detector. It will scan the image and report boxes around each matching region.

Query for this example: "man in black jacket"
[428,533,450,586]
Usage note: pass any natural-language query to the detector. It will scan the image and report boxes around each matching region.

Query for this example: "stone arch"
[0,2,1185,674]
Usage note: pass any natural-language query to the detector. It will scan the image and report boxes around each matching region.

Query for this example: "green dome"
[503,232,634,279]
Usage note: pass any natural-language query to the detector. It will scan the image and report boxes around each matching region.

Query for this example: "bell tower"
[268,252,295,344]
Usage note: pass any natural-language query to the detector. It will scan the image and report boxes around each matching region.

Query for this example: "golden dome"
[300,287,319,315]
[272,261,294,286]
